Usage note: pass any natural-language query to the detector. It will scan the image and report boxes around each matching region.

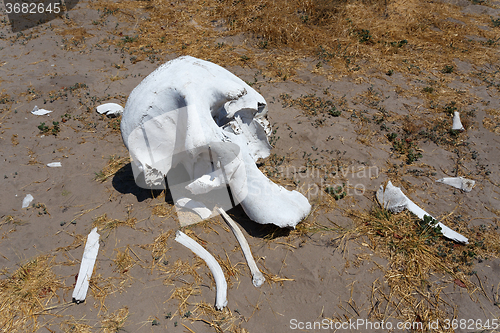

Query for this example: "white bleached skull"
[121,56,311,228]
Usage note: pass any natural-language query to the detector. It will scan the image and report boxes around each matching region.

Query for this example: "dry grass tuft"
[94,155,130,182]
[92,211,137,233]
[0,255,62,332]
[113,246,137,275]
[60,316,93,333]
[215,252,242,287]
[161,258,204,286]
[151,203,175,218]
[168,285,201,315]
[192,301,243,333]
[347,206,500,328]
[99,306,129,333]
[483,109,500,134]
[89,274,123,313]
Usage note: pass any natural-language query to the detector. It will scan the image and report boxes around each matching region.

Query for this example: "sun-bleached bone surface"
[436,177,475,192]
[452,111,465,131]
[72,227,100,303]
[217,207,265,287]
[121,56,311,228]
[377,181,468,243]
[175,230,227,310]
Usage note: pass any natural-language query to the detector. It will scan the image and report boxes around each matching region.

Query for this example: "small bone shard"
[22,194,34,208]
[436,177,475,192]
[72,227,100,304]
[377,181,468,243]
[217,207,265,287]
[47,162,62,167]
[452,111,465,131]
[175,230,228,310]
[31,105,52,116]
[96,103,124,117]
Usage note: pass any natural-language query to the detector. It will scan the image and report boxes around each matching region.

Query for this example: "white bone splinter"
[217,207,265,287]
[72,227,100,303]
[436,177,475,192]
[452,111,465,131]
[175,230,228,310]
[377,181,468,244]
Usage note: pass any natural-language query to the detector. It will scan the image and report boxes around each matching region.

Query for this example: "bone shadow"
[111,163,174,203]
[223,204,292,239]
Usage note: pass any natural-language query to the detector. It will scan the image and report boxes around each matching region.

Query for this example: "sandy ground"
[0,0,500,332]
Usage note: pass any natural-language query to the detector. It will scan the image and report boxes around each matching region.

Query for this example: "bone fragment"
[22,194,34,208]
[96,103,123,117]
[175,198,212,219]
[217,207,265,287]
[31,105,52,116]
[452,111,465,131]
[47,162,62,167]
[436,177,475,192]
[72,227,100,303]
[175,230,228,310]
[377,181,468,243]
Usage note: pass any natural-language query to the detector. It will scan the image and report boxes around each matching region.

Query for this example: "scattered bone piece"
[175,230,228,310]
[72,227,100,303]
[436,177,475,192]
[47,162,62,167]
[96,103,123,117]
[185,169,225,195]
[217,207,265,287]
[22,194,34,208]
[31,105,52,116]
[377,181,468,243]
[175,198,212,219]
[452,111,465,131]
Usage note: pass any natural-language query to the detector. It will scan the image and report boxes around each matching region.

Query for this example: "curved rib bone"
[217,208,265,287]
[377,181,468,244]
[175,230,228,310]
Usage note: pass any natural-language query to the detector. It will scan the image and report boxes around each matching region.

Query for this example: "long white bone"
[175,230,228,310]
[377,181,468,243]
[72,227,100,303]
[217,208,265,287]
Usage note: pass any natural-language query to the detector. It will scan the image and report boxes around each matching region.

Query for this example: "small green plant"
[121,35,138,44]
[357,29,372,43]
[325,184,346,200]
[492,17,500,27]
[151,319,160,326]
[257,40,268,49]
[328,108,341,117]
[387,132,398,141]
[38,122,49,133]
[51,121,60,135]
[423,86,434,93]
[390,39,408,47]
[386,69,394,76]
[441,65,454,73]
